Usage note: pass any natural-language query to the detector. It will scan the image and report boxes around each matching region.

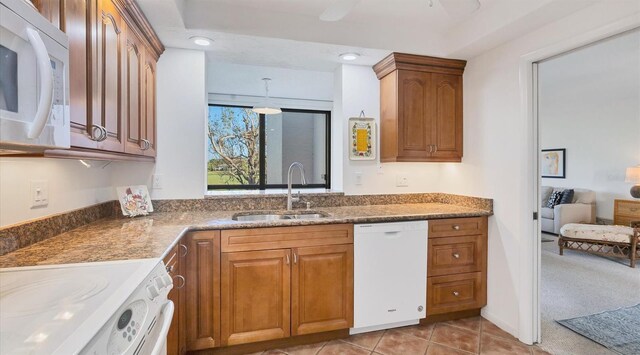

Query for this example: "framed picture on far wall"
[541,148,566,178]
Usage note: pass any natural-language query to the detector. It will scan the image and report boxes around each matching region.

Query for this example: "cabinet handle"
[90,124,107,142]
[293,253,298,264]
[452,291,460,297]
[286,254,290,265]
[428,145,433,153]
[179,244,188,257]
[141,139,150,151]
[452,225,460,230]
[452,253,460,259]
[433,145,438,153]
[173,275,185,289]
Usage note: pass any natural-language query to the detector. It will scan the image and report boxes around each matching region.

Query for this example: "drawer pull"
[452,225,460,230]
[452,291,460,297]
[179,244,188,257]
[173,275,185,289]
[452,253,460,259]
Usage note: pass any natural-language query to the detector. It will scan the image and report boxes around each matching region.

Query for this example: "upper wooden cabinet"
[32,0,164,161]
[373,53,466,163]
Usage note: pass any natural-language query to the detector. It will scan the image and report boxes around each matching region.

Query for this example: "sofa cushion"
[546,190,563,208]
[573,189,595,204]
[541,207,554,219]
[559,189,574,205]
[541,186,553,207]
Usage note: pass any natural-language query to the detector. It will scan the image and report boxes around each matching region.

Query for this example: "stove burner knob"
[146,285,160,300]
[155,277,165,289]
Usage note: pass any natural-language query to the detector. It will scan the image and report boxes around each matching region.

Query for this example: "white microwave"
[0,0,69,153]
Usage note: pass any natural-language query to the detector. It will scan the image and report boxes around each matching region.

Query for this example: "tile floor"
[250,317,552,355]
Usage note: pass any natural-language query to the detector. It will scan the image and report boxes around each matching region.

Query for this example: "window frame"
[207,104,331,190]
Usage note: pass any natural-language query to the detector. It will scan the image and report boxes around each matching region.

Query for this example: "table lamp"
[626,165,640,198]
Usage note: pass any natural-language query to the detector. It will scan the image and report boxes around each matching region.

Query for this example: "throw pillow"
[546,190,563,208]
[559,189,574,205]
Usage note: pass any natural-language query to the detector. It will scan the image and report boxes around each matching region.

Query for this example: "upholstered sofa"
[541,186,596,234]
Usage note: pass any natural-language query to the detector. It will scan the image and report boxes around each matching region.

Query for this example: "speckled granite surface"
[0,202,491,268]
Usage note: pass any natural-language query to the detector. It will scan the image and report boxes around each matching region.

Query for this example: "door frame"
[518,14,640,345]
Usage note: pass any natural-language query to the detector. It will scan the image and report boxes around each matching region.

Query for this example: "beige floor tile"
[396,323,436,340]
[342,331,385,350]
[430,324,480,354]
[279,341,326,355]
[374,329,429,355]
[480,334,532,355]
[318,340,372,355]
[426,342,476,355]
[446,317,482,333]
[480,319,517,341]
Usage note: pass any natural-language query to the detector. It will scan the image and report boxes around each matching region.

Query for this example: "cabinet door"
[431,73,463,161]
[142,55,157,157]
[185,231,221,351]
[65,0,99,149]
[93,0,125,152]
[32,0,64,29]
[123,27,144,154]
[292,245,353,336]
[397,70,434,160]
[221,249,291,346]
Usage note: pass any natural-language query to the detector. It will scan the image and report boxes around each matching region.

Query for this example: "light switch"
[30,180,49,208]
[354,172,363,186]
[152,174,163,189]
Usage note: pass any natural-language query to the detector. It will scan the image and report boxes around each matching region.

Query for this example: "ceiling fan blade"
[319,0,361,22]
[439,0,480,17]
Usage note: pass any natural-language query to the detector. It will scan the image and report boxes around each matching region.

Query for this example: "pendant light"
[252,78,282,115]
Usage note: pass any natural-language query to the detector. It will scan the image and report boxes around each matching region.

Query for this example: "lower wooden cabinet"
[292,245,353,336]
[426,216,488,316]
[221,249,292,346]
[219,225,355,347]
[164,243,187,355]
[185,231,221,351]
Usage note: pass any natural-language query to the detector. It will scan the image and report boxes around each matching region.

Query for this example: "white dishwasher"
[351,220,428,334]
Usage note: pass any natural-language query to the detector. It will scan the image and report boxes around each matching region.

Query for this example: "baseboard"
[480,309,519,339]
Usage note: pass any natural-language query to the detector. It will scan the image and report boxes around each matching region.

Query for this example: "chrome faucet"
[287,162,307,210]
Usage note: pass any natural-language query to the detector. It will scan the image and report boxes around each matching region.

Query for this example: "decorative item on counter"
[116,185,154,217]
[541,148,566,178]
[349,111,376,160]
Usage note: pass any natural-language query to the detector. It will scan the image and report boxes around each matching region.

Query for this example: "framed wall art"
[349,114,376,161]
[541,148,566,178]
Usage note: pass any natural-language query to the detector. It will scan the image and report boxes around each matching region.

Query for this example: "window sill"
[205,189,343,199]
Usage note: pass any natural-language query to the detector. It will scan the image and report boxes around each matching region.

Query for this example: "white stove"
[0,259,173,355]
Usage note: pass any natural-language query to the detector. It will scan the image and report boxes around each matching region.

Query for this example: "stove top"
[0,259,159,355]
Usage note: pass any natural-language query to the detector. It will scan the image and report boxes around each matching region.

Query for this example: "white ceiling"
[138,0,605,72]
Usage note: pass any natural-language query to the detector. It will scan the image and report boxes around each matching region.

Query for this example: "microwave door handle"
[26,28,54,139]
[149,300,175,355]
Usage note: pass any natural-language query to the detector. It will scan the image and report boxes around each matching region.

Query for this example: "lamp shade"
[625,166,640,183]
[251,78,281,115]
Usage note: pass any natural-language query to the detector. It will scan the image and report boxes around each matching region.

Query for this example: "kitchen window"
[207,105,331,190]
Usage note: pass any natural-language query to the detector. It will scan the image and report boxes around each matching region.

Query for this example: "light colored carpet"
[539,233,640,355]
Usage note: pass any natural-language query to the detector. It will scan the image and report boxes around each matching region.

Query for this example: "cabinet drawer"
[428,235,485,277]
[429,217,485,238]
[427,272,486,315]
[615,200,640,217]
[221,224,353,252]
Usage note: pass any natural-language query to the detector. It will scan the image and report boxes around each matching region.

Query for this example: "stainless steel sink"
[232,211,329,222]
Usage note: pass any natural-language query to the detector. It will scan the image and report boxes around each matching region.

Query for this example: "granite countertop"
[0,203,491,268]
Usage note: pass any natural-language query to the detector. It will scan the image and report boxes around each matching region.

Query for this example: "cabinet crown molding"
[373,52,467,79]
[118,0,165,59]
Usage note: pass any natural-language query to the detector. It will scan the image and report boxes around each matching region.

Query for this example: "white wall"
[539,30,640,219]
[0,158,115,227]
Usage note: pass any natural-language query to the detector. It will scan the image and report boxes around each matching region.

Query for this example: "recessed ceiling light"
[190,36,212,46]
[340,53,360,61]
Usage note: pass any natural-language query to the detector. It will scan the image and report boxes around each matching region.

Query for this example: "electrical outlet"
[354,172,363,186]
[396,174,409,187]
[152,174,163,189]
[30,180,49,208]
